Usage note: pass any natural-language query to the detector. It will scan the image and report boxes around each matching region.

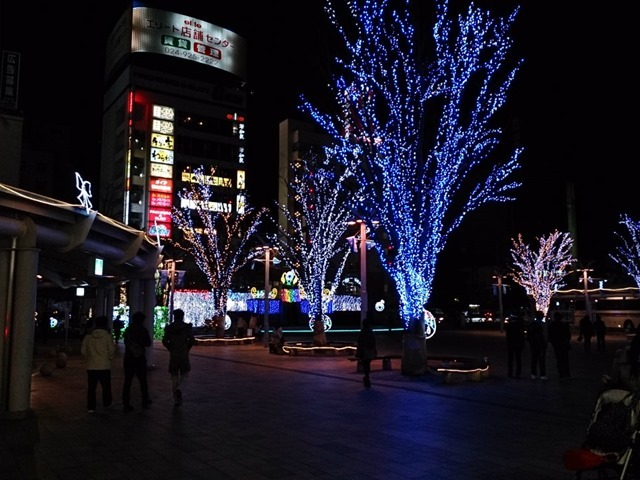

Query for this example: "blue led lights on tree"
[300,0,523,373]
[610,214,640,289]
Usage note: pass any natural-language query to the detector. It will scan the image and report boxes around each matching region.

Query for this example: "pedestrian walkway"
[0,328,630,479]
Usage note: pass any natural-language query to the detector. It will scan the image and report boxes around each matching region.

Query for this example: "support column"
[95,287,106,317]
[8,244,39,415]
[0,240,16,413]
[104,283,115,322]
[128,279,142,316]
[0,218,39,417]
[143,277,157,367]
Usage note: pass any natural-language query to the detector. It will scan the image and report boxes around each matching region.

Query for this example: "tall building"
[100,3,249,240]
[0,50,23,186]
[277,118,331,230]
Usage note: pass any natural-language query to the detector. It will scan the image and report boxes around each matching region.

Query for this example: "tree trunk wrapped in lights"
[271,155,355,346]
[510,231,576,316]
[300,0,523,374]
[169,166,268,320]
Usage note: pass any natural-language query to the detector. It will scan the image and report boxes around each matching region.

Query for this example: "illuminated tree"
[271,155,355,346]
[301,0,523,373]
[610,214,640,288]
[510,231,576,316]
[170,166,268,319]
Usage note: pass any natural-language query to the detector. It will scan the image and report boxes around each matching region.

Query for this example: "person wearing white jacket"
[80,316,116,413]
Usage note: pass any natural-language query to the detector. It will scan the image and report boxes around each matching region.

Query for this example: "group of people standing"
[80,308,195,413]
[578,313,607,353]
[505,311,613,382]
[505,310,572,380]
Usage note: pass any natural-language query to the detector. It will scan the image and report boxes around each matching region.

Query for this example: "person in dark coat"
[268,326,285,354]
[356,317,378,388]
[579,314,594,353]
[122,311,152,412]
[112,315,125,344]
[527,311,548,380]
[548,310,572,379]
[162,309,195,407]
[505,313,526,378]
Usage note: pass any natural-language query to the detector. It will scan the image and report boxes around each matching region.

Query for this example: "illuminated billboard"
[151,133,174,150]
[148,207,172,223]
[150,192,172,207]
[131,7,247,79]
[152,118,174,134]
[149,222,172,238]
[150,147,174,164]
[150,178,173,193]
[150,163,173,179]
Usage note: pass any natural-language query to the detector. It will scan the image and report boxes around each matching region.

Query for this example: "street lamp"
[164,259,182,317]
[255,246,278,346]
[347,219,371,327]
[578,268,594,322]
[492,274,507,332]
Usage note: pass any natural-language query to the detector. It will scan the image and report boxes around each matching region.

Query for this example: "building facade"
[100,4,249,240]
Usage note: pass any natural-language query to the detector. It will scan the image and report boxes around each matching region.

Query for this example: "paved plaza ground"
[1,326,634,479]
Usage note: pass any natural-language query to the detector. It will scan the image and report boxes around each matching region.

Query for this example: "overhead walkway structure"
[0,182,162,420]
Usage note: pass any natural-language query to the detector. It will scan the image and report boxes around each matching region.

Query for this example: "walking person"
[236,316,247,338]
[356,317,377,388]
[579,314,594,353]
[527,310,548,380]
[594,314,606,353]
[162,309,195,407]
[505,313,526,378]
[248,314,258,342]
[112,315,125,344]
[80,316,115,413]
[548,310,572,379]
[122,311,152,412]
[268,326,285,354]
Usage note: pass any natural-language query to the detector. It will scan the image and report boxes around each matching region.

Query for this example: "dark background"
[1,1,636,302]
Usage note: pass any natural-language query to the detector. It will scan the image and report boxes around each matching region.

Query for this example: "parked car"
[465,309,497,324]
[483,310,497,322]
[423,308,448,332]
[432,308,446,324]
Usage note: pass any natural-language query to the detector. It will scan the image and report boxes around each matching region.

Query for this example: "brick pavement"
[0,327,632,479]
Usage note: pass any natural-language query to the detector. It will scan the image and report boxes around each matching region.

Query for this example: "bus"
[551,287,640,332]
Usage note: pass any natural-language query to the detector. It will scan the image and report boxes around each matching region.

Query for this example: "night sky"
[1,1,636,285]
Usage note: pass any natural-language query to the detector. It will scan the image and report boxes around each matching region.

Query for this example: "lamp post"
[578,268,594,322]
[167,260,176,314]
[256,246,277,347]
[348,219,369,327]
[492,274,506,332]
[165,259,182,318]
[359,220,367,327]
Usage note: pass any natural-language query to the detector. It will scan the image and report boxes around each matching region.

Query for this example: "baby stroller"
[564,388,640,479]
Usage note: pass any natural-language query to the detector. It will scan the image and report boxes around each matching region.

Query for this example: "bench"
[428,355,490,384]
[194,336,255,346]
[348,354,490,381]
[283,342,356,356]
[348,355,402,372]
